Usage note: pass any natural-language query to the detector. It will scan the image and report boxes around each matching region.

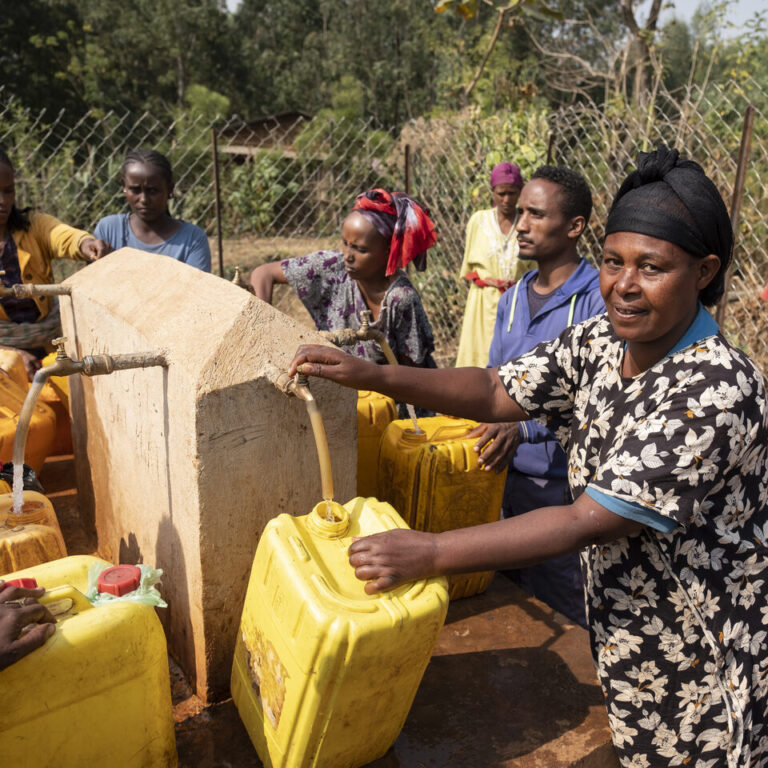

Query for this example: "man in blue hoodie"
[468,165,604,626]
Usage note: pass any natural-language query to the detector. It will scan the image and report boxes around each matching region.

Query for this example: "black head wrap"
[605,146,733,306]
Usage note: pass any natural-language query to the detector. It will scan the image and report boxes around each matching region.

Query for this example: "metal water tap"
[358,310,374,334]
[0,271,72,299]
[269,366,310,399]
[42,337,168,377]
[11,339,169,501]
[318,310,398,365]
[43,337,87,377]
[231,266,254,294]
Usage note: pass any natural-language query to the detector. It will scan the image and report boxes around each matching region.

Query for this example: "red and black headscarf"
[353,189,438,276]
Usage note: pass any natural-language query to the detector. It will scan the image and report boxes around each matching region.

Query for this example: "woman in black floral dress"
[289,148,768,768]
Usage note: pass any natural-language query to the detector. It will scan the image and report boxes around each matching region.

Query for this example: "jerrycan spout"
[11,337,168,514]
[307,500,349,537]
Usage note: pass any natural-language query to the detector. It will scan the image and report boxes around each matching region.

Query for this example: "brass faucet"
[231,266,254,294]
[41,337,168,377]
[269,365,308,399]
[319,310,397,365]
[10,338,169,501]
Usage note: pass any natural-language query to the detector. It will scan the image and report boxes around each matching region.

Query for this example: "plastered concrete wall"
[62,249,357,700]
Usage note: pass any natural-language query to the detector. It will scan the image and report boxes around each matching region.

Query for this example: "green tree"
[69,0,232,113]
[0,0,86,114]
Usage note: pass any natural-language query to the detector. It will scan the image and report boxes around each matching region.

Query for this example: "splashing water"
[406,403,423,434]
[324,498,336,522]
[12,461,24,515]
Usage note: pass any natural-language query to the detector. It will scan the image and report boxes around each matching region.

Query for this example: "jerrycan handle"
[429,420,479,442]
[37,585,93,620]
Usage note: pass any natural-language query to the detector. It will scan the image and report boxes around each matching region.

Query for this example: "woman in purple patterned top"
[250,189,437,367]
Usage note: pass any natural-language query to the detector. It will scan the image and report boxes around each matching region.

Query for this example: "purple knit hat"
[490,162,523,189]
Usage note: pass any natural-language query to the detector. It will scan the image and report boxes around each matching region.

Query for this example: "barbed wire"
[2,79,766,370]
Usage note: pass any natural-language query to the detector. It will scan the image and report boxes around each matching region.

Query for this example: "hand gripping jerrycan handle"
[15,570,141,617]
[429,419,478,441]
[37,584,93,622]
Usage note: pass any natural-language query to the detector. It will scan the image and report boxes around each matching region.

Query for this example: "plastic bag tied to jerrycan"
[231,496,449,768]
[0,490,67,575]
[356,390,397,498]
[0,555,177,768]
[377,415,508,601]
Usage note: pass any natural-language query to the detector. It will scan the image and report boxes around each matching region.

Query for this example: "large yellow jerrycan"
[0,348,29,389]
[0,371,57,474]
[0,490,67,575]
[0,555,177,768]
[377,416,508,600]
[231,496,449,768]
[356,390,397,497]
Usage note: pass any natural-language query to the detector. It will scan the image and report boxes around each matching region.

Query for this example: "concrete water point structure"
[61,249,357,701]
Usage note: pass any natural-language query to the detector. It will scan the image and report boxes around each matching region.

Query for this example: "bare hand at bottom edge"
[0,581,56,670]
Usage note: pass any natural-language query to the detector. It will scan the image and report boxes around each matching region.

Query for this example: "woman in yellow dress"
[454,162,534,367]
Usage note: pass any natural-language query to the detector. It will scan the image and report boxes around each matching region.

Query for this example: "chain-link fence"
[546,79,768,375]
[2,78,766,370]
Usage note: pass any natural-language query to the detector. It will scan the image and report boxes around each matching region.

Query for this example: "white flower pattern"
[498,314,768,768]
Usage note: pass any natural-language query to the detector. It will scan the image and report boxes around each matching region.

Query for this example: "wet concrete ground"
[43,454,618,768]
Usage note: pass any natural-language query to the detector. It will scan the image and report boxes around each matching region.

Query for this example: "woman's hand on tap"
[289,344,377,388]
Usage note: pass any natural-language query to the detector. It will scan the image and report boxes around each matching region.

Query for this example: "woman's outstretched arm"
[289,343,529,423]
[250,261,287,304]
[348,492,644,594]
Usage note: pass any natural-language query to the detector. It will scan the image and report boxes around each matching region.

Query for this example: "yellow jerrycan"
[0,348,29,389]
[0,371,57,474]
[0,490,67,575]
[377,416,508,600]
[0,555,177,768]
[231,496,449,768]
[356,390,397,497]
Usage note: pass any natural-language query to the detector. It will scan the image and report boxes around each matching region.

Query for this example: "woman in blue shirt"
[94,150,210,272]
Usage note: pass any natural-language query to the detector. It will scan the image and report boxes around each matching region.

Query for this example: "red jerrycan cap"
[97,565,142,596]
[4,578,39,589]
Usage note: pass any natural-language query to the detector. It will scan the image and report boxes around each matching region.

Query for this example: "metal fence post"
[715,104,755,327]
[211,126,224,277]
[404,143,411,195]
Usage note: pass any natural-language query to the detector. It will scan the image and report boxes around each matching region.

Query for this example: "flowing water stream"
[11,379,47,514]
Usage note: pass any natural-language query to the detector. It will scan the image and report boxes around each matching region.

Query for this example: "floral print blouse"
[282,250,435,366]
[499,312,768,768]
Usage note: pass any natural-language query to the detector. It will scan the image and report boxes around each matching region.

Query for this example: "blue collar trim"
[667,303,719,357]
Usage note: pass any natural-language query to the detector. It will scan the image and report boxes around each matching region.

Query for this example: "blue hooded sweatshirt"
[488,258,605,479]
